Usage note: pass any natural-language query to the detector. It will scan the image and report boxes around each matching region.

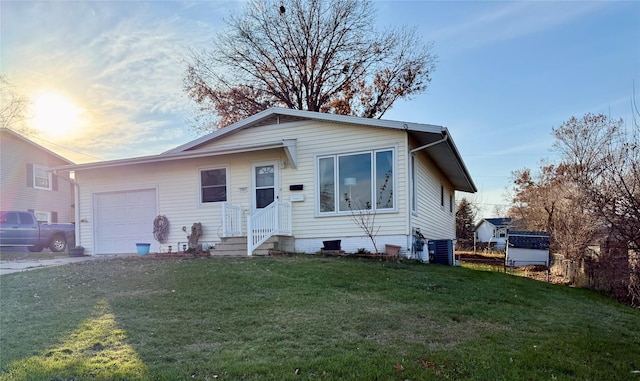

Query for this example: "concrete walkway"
[0,254,134,275]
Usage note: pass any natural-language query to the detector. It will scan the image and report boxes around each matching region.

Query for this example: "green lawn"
[0,255,638,380]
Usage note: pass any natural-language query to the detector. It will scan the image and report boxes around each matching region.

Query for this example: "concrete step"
[211,235,294,256]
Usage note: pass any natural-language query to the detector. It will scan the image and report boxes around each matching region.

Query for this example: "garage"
[94,189,157,254]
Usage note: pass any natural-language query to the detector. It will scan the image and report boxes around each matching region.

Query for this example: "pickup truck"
[0,211,75,252]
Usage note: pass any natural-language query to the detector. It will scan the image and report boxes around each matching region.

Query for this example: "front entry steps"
[211,235,294,257]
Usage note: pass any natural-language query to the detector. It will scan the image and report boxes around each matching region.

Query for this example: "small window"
[200,168,227,203]
[440,185,444,207]
[33,165,51,190]
[449,193,453,213]
[35,211,51,224]
[1,212,18,224]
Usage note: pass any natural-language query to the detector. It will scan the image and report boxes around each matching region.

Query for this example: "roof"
[53,108,476,192]
[508,230,549,237]
[165,108,476,193]
[0,128,74,165]
[477,218,513,229]
[164,107,445,153]
[53,140,295,171]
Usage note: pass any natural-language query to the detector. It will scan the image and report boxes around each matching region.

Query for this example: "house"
[54,108,476,257]
[0,128,74,223]
[475,217,513,250]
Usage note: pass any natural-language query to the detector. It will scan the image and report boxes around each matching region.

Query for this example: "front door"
[252,161,279,210]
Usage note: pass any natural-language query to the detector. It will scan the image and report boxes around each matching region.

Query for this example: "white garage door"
[94,189,157,254]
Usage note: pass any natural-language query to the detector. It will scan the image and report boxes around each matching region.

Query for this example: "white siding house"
[475,218,513,250]
[55,108,476,257]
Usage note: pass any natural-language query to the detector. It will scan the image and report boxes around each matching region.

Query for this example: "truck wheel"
[28,245,44,252]
[50,235,67,252]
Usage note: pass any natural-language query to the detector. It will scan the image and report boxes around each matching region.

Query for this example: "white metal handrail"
[222,203,242,237]
[247,201,291,256]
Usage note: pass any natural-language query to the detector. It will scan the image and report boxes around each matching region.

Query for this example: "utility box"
[428,239,454,266]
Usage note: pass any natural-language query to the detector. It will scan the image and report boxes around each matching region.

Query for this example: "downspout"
[409,132,448,155]
[73,175,80,252]
[52,169,80,250]
[408,132,449,259]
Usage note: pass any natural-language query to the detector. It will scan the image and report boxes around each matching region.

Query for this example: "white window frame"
[199,167,229,205]
[33,165,52,190]
[316,148,396,216]
[34,211,51,224]
[449,193,454,214]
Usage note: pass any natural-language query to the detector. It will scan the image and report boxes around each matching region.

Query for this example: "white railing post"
[222,203,242,237]
[247,213,253,256]
[222,203,229,237]
[246,201,292,256]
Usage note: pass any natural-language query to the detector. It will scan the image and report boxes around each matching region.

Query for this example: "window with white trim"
[200,168,228,203]
[34,211,51,224]
[449,193,453,213]
[318,149,394,214]
[33,165,51,190]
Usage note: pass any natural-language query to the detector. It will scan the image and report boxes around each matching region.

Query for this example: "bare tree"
[552,113,640,252]
[509,163,600,260]
[184,0,437,131]
[0,75,31,132]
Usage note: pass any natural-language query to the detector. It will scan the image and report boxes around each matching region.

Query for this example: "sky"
[1,0,639,219]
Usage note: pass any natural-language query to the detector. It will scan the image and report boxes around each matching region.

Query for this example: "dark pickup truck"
[0,211,75,252]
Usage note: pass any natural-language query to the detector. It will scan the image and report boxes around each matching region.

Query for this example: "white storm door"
[252,161,279,210]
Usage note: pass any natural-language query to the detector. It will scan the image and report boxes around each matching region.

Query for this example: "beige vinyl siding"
[75,151,287,254]
[195,120,409,241]
[411,150,455,240]
[75,118,460,255]
[0,133,73,222]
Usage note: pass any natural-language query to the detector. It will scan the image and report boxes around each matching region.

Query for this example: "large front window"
[317,149,394,214]
[200,168,227,203]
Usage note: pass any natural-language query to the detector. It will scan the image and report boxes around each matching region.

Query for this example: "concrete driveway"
[0,254,134,275]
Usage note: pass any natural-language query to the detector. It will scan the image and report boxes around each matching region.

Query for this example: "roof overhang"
[407,128,477,193]
[163,108,476,193]
[53,107,475,193]
[53,139,297,172]
[1,128,74,165]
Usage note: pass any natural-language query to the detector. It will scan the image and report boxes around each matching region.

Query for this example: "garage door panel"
[94,189,157,254]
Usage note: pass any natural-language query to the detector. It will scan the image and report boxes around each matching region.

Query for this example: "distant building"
[475,217,513,250]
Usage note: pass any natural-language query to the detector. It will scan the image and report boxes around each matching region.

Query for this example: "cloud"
[431,1,607,54]
[1,1,224,162]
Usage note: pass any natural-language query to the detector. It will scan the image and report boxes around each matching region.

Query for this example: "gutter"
[409,132,448,154]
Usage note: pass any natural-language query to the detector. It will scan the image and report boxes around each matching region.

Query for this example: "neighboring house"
[475,218,513,250]
[55,108,476,256]
[0,128,74,223]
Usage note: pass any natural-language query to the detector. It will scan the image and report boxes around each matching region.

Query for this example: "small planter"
[385,244,401,258]
[69,247,85,257]
[136,243,151,256]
